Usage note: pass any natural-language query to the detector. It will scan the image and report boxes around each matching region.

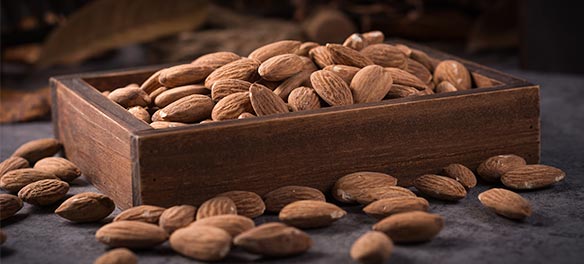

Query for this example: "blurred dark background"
[1,0,583,123]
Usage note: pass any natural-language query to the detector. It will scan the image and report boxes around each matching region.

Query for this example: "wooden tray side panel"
[135,86,540,207]
[52,79,135,209]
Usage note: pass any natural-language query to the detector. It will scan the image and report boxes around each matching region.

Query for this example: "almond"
[258,54,304,81]
[363,196,429,219]
[248,40,301,62]
[204,58,261,88]
[0,168,59,192]
[433,60,471,90]
[310,70,354,106]
[216,190,265,218]
[189,214,255,237]
[211,91,254,121]
[114,205,166,224]
[234,222,312,257]
[249,83,289,116]
[150,121,188,129]
[159,205,196,234]
[11,138,61,163]
[410,48,435,72]
[140,70,163,94]
[326,44,373,68]
[94,248,138,264]
[477,154,527,182]
[263,186,326,213]
[149,86,167,100]
[386,84,420,99]
[127,106,151,123]
[296,42,319,56]
[288,87,321,112]
[158,64,214,88]
[154,84,209,107]
[350,231,394,264]
[405,58,432,84]
[343,33,369,51]
[191,51,241,69]
[354,186,417,205]
[332,171,398,204]
[414,174,467,201]
[395,44,412,57]
[478,188,532,220]
[361,44,407,68]
[323,65,360,84]
[0,156,29,178]
[384,68,428,90]
[34,157,81,182]
[108,84,151,108]
[273,70,312,100]
[350,65,393,103]
[170,225,231,261]
[95,220,168,248]
[211,79,251,101]
[0,193,23,220]
[238,112,256,119]
[197,196,237,220]
[55,192,115,223]
[18,179,69,206]
[501,165,566,189]
[157,94,214,123]
[442,163,477,189]
[309,46,335,68]
[362,31,384,44]
[373,211,444,243]
[436,81,458,93]
[279,200,346,229]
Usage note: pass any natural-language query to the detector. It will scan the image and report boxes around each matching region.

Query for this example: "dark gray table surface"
[1,54,584,264]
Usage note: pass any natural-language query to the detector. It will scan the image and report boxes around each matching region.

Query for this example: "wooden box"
[50,42,540,209]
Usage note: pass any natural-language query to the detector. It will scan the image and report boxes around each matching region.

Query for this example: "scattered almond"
[189,214,255,237]
[169,225,231,261]
[95,220,168,248]
[11,138,61,163]
[279,200,346,228]
[350,231,394,264]
[477,154,527,182]
[94,248,138,264]
[216,190,265,218]
[263,185,326,213]
[0,156,29,178]
[234,222,312,257]
[0,193,23,220]
[332,171,398,204]
[363,196,429,219]
[18,179,69,206]
[373,211,444,243]
[55,192,115,223]
[34,157,81,182]
[442,163,477,189]
[196,196,237,220]
[0,168,59,192]
[159,205,197,234]
[478,188,532,220]
[414,174,467,201]
[114,205,166,224]
[501,165,566,190]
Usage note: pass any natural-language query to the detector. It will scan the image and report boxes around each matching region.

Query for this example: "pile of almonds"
[0,137,566,263]
[103,31,477,129]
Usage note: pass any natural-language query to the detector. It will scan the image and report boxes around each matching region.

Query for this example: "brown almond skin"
[140,70,163,94]
[343,33,369,51]
[158,64,214,88]
[0,193,24,220]
[18,179,69,206]
[288,87,321,112]
[238,112,256,119]
[94,248,138,264]
[114,205,166,224]
[323,65,360,85]
[150,121,188,129]
[0,156,29,178]
[361,44,407,69]
[436,81,458,93]
[309,46,335,68]
[359,186,417,204]
[34,157,81,182]
[386,84,420,99]
[189,214,255,237]
[170,225,231,261]
[154,84,209,107]
[158,94,214,123]
[477,154,527,182]
[362,31,385,44]
[234,222,312,257]
[501,164,566,190]
[248,40,301,62]
[326,44,373,68]
[364,196,429,219]
[410,49,435,72]
[406,58,433,84]
[384,67,428,90]
[258,54,304,81]
[350,65,393,103]
[55,192,115,223]
[216,191,265,218]
[310,70,354,106]
[205,58,261,88]
[11,138,61,163]
[149,86,167,101]
[197,196,237,220]
[350,231,394,264]
[296,42,319,56]
[433,60,471,90]
[333,171,398,204]
[273,70,312,100]
[279,200,346,229]
[191,51,241,69]
[373,211,444,243]
[478,188,532,220]
[263,185,326,213]
[249,83,289,116]
[211,79,252,101]
[442,163,477,189]
[414,174,467,201]
[395,44,412,57]
[108,84,151,108]
[96,221,168,248]
[127,106,151,123]
[211,91,254,121]
[0,168,59,192]
[158,205,196,234]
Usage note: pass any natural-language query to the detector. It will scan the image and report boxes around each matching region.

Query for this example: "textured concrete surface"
[1,55,583,264]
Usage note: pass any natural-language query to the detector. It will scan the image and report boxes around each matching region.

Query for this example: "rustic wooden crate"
[51,42,540,209]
